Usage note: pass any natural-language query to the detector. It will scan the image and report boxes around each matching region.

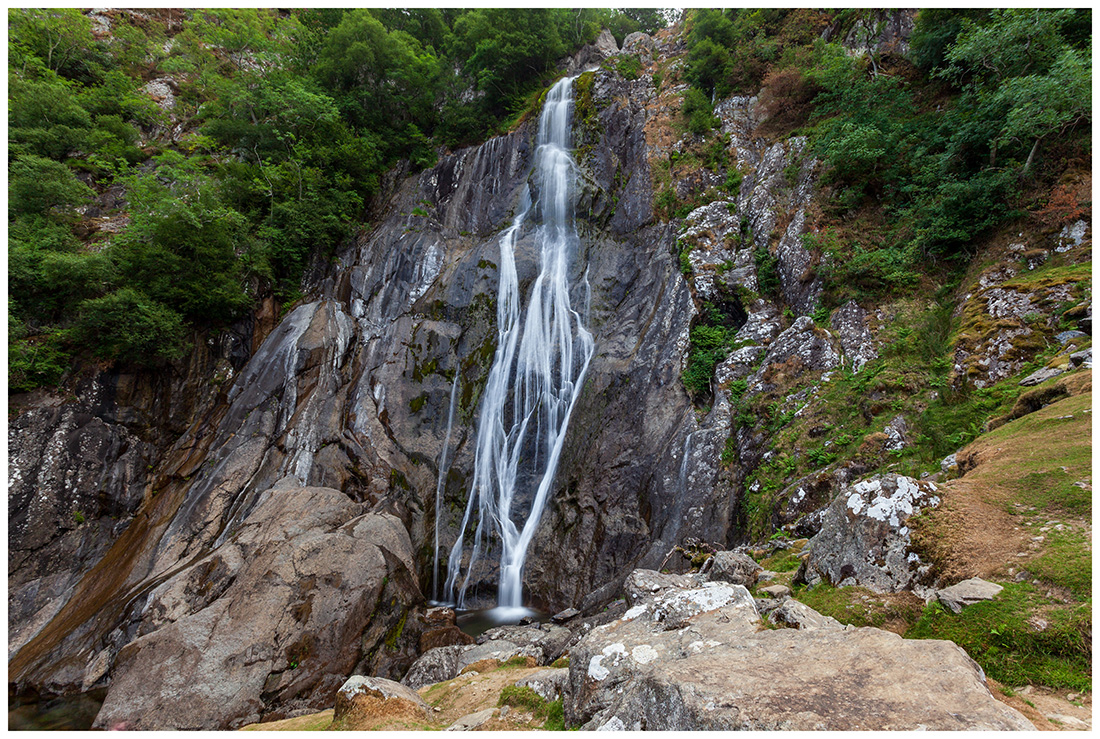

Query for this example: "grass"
[791,583,924,631]
[1027,529,1091,600]
[905,584,1091,692]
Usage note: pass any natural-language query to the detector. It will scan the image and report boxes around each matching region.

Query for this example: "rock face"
[798,475,940,594]
[91,480,422,730]
[566,574,1033,731]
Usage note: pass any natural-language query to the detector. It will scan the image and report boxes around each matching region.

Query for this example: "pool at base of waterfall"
[453,606,549,637]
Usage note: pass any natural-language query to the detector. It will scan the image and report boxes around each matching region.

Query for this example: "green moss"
[409,393,427,413]
[550,656,569,669]
[383,610,408,650]
[543,699,566,730]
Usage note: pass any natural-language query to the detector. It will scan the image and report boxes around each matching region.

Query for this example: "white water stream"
[443,75,594,613]
[432,373,461,602]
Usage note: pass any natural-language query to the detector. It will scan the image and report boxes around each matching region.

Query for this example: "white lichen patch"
[623,604,647,621]
[632,644,659,664]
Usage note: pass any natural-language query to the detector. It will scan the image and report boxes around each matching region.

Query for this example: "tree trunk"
[1022,137,1040,177]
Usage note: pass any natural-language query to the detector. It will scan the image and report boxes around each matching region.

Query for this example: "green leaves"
[8,155,94,217]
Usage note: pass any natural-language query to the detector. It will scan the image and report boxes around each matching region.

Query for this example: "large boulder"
[624,569,702,605]
[333,675,430,723]
[566,581,1032,731]
[797,474,940,595]
[92,480,421,730]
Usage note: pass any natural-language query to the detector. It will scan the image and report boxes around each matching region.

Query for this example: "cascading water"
[432,373,461,602]
[444,75,594,616]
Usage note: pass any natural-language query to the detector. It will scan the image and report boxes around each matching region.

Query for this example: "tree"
[8,155,94,217]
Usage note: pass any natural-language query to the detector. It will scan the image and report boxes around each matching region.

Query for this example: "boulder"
[566,582,1032,731]
[402,646,465,690]
[334,676,430,722]
[92,481,421,730]
[624,569,702,605]
[476,622,573,664]
[706,551,761,588]
[798,475,940,595]
[551,607,581,624]
[515,668,570,701]
[937,578,1004,614]
[767,600,842,630]
[1070,348,1092,368]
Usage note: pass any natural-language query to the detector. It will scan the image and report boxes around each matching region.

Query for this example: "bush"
[8,155,94,217]
[69,288,188,365]
[682,87,719,134]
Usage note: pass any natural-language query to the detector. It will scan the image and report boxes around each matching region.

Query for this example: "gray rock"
[937,578,1004,614]
[458,640,525,670]
[402,646,465,690]
[593,28,619,56]
[798,475,940,595]
[767,600,842,630]
[567,582,1031,731]
[515,668,570,701]
[334,675,430,721]
[706,551,761,588]
[1056,330,1089,344]
[624,569,702,605]
[446,708,498,731]
[551,608,581,624]
[882,415,908,451]
[621,32,656,64]
[941,453,958,477]
[1019,366,1065,386]
[759,584,791,599]
[1056,219,1089,252]
[830,300,878,372]
[477,623,573,663]
[92,481,421,730]
[1070,348,1092,368]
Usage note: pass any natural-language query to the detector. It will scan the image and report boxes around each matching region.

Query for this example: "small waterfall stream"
[432,374,461,602]
[444,75,595,615]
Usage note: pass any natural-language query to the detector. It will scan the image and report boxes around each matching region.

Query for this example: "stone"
[402,646,465,690]
[941,453,959,477]
[624,569,702,605]
[1019,366,1066,386]
[767,599,842,630]
[567,582,1031,731]
[798,474,940,595]
[937,578,1004,614]
[882,415,908,451]
[759,584,791,599]
[551,608,581,624]
[830,300,878,372]
[593,28,619,56]
[1056,330,1088,344]
[515,668,570,702]
[446,708,498,731]
[706,551,761,588]
[476,623,574,664]
[92,481,422,730]
[334,675,430,721]
[1070,348,1092,368]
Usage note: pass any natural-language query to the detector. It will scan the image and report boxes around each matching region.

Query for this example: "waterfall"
[445,75,595,613]
[432,373,460,602]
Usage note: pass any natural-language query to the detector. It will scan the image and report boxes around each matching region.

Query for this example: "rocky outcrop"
[566,574,1032,731]
[705,550,761,587]
[797,474,940,595]
[90,480,421,730]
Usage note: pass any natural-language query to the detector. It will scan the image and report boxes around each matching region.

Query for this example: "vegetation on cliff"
[8,8,667,390]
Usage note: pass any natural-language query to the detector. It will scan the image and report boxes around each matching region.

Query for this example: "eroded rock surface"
[566,574,1032,731]
[798,475,940,595]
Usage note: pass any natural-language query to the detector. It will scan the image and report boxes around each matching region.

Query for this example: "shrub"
[8,155,94,217]
[69,288,188,365]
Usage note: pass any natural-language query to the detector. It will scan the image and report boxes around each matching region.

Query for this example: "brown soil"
[989,679,1094,732]
[912,379,1091,584]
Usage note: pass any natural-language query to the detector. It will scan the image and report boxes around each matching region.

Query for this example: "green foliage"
[498,685,547,713]
[753,246,779,297]
[542,699,566,731]
[682,320,740,400]
[8,155,94,217]
[69,288,188,365]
